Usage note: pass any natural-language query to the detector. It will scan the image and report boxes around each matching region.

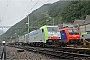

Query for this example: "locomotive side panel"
[29,29,45,43]
[60,30,67,43]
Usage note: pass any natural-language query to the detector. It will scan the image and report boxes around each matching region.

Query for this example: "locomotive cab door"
[60,30,67,42]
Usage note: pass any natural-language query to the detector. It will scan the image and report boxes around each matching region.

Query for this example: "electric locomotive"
[29,25,61,46]
[60,27,81,45]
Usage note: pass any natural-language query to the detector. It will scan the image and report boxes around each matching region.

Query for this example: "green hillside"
[0,0,90,42]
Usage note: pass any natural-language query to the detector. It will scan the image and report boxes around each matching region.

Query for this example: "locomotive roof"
[46,25,58,27]
[60,27,78,30]
[40,25,59,29]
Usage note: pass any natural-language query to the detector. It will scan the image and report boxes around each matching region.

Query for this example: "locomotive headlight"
[52,33,55,36]
[70,38,72,39]
[49,37,51,39]
[74,36,76,37]
[51,34,53,36]
[59,37,61,39]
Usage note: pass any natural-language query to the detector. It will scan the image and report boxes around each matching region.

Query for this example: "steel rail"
[8,45,90,59]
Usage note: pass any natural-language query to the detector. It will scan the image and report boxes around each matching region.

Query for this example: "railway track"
[8,45,90,59]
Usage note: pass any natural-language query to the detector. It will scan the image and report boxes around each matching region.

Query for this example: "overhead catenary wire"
[21,0,50,19]
[46,0,49,3]
[0,0,10,34]
[21,0,40,19]
[20,0,40,29]
[20,0,32,18]
[30,0,40,11]
[31,0,50,11]
[0,0,50,29]
[2,0,10,20]
[29,0,50,26]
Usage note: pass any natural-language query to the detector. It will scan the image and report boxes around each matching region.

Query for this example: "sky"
[0,0,59,32]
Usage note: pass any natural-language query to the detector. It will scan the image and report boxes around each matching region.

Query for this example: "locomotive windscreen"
[73,30,78,33]
[47,27,59,32]
[68,29,79,35]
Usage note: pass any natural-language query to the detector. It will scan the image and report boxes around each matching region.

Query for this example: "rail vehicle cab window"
[42,29,44,32]
[68,29,73,34]
[73,29,79,34]
[68,29,79,35]
[62,30,65,34]
[47,27,59,32]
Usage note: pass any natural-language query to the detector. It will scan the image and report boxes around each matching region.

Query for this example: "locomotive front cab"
[47,26,61,40]
[60,28,80,44]
[46,26,61,45]
[68,28,80,44]
[60,29,67,43]
[40,25,61,45]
